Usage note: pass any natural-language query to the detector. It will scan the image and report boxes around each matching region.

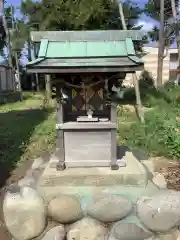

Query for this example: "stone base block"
[37,152,148,201]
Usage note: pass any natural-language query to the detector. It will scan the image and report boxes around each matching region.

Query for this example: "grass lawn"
[0,92,56,175]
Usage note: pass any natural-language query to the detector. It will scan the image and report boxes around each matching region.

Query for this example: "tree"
[144,0,180,87]
[0,6,28,67]
[144,0,179,21]
[20,0,143,31]
[0,4,13,69]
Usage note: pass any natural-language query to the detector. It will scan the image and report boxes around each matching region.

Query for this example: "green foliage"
[145,0,178,48]
[117,84,180,159]
[144,0,179,21]
[117,71,175,107]
[0,93,56,171]
[11,20,29,51]
[164,118,180,159]
[118,109,169,157]
[114,70,155,105]
[21,0,121,30]
[20,0,143,31]
[139,70,155,89]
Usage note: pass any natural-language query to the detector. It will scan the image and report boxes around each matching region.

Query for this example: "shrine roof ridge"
[31,30,145,42]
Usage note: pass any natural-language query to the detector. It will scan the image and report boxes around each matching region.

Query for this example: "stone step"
[39,152,147,187]
[37,152,149,200]
[37,181,159,203]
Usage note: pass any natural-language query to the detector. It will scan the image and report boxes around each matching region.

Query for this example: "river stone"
[48,195,83,224]
[109,222,153,240]
[146,230,180,240]
[152,173,167,189]
[67,217,108,240]
[41,225,65,240]
[137,190,180,232]
[86,195,132,222]
[3,185,46,240]
[18,176,36,188]
[31,157,45,170]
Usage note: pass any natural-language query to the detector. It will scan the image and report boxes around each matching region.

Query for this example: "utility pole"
[118,0,144,122]
[157,0,165,88]
[171,0,180,84]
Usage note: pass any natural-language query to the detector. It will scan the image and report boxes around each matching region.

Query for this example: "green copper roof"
[26,30,144,73]
[45,41,129,58]
[37,38,136,59]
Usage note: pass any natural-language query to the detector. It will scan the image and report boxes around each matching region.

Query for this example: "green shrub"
[120,87,136,104]
[117,103,180,158]
[139,70,155,90]
[117,82,180,159]
[164,118,180,159]
[117,108,168,156]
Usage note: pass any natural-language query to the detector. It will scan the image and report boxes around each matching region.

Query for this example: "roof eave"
[31,30,145,42]
[26,64,144,74]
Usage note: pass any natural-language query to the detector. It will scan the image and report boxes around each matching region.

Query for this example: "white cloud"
[137,20,155,31]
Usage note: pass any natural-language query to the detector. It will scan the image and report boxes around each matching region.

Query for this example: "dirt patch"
[153,157,180,191]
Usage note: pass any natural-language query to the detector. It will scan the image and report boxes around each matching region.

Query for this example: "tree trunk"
[157,0,165,88]
[14,52,23,100]
[2,3,13,70]
[11,5,23,99]
[118,1,126,30]
[118,0,144,122]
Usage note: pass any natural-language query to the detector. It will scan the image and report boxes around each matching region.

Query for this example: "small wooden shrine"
[26,30,144,170]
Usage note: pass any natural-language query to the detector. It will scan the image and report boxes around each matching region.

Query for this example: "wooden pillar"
[110,103,119,170]
[55,84,65,170]
[111,103,117,123]
[45,74,51,101]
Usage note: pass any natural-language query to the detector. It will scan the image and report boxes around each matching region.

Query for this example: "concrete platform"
[37,151,149,201]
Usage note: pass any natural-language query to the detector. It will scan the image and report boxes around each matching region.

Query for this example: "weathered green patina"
[26,30,144,73]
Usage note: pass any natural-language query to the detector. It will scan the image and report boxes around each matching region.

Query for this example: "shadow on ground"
[117,145,148,161]
[0,108,50,188]
[117,145,153,180]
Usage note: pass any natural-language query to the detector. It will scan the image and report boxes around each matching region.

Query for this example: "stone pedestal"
[60,121,116,167]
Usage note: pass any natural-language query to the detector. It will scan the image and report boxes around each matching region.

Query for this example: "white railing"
[169,62,179,69]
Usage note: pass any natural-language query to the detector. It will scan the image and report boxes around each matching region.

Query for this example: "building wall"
[0,66,15,91]
[169,52,179,81]
[124,47,178,86]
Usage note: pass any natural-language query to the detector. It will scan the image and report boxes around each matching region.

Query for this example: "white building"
[124,46,179,86]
